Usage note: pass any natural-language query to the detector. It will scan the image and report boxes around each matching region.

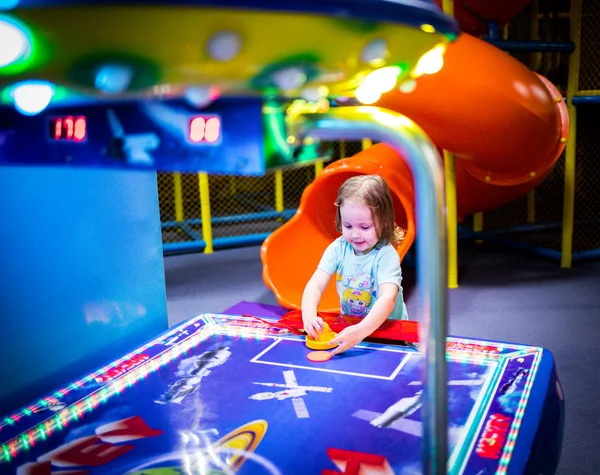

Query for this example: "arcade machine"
[0,1,564,474]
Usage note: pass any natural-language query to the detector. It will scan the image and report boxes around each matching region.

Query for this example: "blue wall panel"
[0,166,168,413]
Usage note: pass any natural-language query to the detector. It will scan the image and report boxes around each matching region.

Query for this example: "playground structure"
[158,0,600,287]
[262,25,569,311]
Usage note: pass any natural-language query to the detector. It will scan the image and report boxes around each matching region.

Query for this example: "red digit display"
[189,117,206,143]
[188,116,221,144]
[204,117,221,143]
[49,116,86,142]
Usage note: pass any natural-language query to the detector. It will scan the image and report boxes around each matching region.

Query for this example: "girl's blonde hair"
[334,175,405,247]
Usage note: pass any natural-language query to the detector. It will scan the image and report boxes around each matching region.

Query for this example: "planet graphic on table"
[126,420,271,474]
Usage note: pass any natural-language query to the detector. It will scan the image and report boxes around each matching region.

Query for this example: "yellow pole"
[561,0,581,268]
[473,213,484,232]
[473,213,484,244]
[340,141,347,158]
[443,0,458,289]
[173,172,184,222]
[362,138,373,149]
[314,159,324,176]
[575,89,600,95]
[444,150,458,289]
[443,0,455,23]
[275,169,284,213]
[198,172,213,254]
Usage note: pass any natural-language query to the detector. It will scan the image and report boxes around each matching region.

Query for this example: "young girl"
[301,174,408,355]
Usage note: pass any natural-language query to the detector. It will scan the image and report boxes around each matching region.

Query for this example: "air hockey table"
[1,311,564,475]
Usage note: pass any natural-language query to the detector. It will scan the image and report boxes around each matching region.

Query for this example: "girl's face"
[339,200,379,255]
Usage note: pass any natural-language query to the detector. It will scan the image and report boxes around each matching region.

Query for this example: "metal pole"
[443,149,458,289]
[561,0,582,268]
[173,172,184,222]
[442,0,458,290]
[198,172,213,254]
[291,106,448,474]
[314,159,324,176]
[274,169,284,213]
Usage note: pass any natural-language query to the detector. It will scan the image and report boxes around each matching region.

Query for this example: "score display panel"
[48,116,87,142]
[188,115,222,144]
[46,115,222,144]
[0,98,266,174]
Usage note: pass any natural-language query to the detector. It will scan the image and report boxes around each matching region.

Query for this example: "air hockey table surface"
[1,313,564,475]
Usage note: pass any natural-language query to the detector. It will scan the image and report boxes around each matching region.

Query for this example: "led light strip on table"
[496,349,543,474]
[0,322,213,464]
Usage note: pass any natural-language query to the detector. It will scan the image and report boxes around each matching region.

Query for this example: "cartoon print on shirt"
[342,288,372,316]
[337,271,376,316]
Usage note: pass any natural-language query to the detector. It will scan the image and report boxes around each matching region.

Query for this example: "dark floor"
[164,241,600,475]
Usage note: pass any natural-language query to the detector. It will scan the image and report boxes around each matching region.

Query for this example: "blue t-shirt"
[317,237,408,320]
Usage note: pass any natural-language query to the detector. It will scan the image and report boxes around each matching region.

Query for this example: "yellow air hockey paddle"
[306,322,338,350]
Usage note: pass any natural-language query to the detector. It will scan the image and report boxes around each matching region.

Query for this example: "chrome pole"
[292,106,448,474]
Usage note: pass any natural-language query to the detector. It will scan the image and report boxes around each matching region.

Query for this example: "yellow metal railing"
[314,159,324,176]
[442,0,459,289]
[198,172,213,254]
[274,169,284,213]
[561,0,582,268]
[444,149,458,288]
[172,172,184,222]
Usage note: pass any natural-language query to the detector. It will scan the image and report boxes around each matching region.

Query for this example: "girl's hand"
[330,324,368,355]
[303,314,324,339]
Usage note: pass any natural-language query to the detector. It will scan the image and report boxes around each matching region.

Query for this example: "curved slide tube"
[261,32,569,313]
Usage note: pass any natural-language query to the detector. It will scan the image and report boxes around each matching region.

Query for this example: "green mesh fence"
[157,140,370,252]
[158,167,315,250]
[572,106,600,252]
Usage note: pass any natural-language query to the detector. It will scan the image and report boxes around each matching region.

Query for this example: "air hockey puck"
[307,351,332,363]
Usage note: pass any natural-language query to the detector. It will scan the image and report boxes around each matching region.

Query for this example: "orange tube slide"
[378,32,569,217]
[261,32,569,312]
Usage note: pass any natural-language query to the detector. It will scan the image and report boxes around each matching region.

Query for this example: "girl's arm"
[301,268,332,337]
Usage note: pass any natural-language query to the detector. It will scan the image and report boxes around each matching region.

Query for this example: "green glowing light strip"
[495,349,543,474]
[508,348,540,360]
[0,325,213,464]
[450,357,507,474]
[0,315,207,432]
